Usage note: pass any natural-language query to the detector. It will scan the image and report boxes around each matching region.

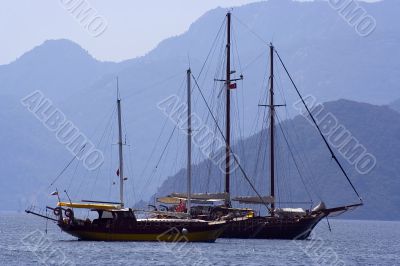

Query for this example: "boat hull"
[58,220,225,242]
[221,215,324,239]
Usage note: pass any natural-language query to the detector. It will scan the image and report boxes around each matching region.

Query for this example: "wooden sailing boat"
[218,12,363,239]
[26,84,226,242]
[219,40,363,239]
[158,12,363,239]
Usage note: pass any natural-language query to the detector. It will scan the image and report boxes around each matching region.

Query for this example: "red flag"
[229,83,237,89]
[116,168,120,176]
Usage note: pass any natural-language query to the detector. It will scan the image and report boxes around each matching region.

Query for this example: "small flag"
[50,191,58,196]
[229,83,237,89]
[116,169,120,176]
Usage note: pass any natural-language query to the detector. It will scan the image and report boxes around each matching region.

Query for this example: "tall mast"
[269,43,275,213]
[225,12,231,206]
[186,69,192,215]
[117,78,124,207]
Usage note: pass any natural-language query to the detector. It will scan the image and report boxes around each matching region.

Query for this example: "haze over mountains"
[1,0,399,219]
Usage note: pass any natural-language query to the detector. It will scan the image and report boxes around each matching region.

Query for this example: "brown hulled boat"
[26,86,226,242]
[156,12,362,239]
[30,202,225,242]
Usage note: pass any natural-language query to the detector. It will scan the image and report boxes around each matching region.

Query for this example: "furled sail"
[232,196,274,205]
[157,192,229,204]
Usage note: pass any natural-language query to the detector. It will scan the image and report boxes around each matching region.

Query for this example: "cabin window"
[102,211,113,219]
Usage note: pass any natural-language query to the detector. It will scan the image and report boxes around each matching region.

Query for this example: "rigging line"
[232,25,243,73]
[275,62,323,199]
[201,19,226,89]
[78,106,117,191]
[230,40,246,166]
[274,57,288,107]
[124,71,183,100]
[273,68,294,203]
[197,16,227,79]
[66,159,80,192]
[276,114,313,202]
[243,50,268,71]
[274,49,363,202]
[252,79,271,192]
[139,109,170,177]
[283,114,323,201]
[138,76,187,201]
[106,112,117,201]
[48,144,86,188]
[88,153,103,200]
[232,14,267,45]
[137,76,186,188]
[140,125,178,200]
[260,117,269,195]
[107,126,114,200]
[87,102,117,140]
[86,105,117,198]
[76,105,116,200]
[191,73,271,211]
[232,86,245,163]
[89,107,116,200]
[127,141,137,204]
[121,110,137,204]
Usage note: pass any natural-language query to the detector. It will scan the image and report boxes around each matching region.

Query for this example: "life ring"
[159,205,168,211]
[65,208,74,219]
[53,207,62,216]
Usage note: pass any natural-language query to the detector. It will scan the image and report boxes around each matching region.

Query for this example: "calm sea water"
[0,214,399,265]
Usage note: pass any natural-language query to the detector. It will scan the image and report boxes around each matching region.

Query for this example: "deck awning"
[57,202,121,210]
[232,196,274,205]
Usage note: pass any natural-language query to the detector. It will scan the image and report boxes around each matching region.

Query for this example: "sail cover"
[171,192,229,200]
[57,202,121,210]
[157,192,229,204]
[232,196,274,205]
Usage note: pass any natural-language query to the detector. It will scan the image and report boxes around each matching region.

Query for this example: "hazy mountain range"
[1,0,399,219]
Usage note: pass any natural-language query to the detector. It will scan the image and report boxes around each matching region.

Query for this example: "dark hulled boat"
[217,202,360,239]
[26,86,226,242]
[50,204,224,242]
[157,12,362,239]
[217,13,362,239]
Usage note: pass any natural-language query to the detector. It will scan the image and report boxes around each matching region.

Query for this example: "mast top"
[116,77,121,101]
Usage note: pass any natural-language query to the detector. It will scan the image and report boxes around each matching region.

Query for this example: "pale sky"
[0,0,380,65]
[0,0,264,65]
